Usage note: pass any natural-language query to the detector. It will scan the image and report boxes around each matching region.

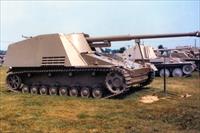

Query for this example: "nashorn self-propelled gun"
[4,31,200,98]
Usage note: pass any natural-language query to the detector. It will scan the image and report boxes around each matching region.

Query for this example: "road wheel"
[30,86,38,94]
[59,87,68,96]
[22,85,29,93]
[159,69,170,77]
[92,87,103,98]
[172,68,183,77]
[80,87,90,98]
[39,86,48,95]
[49,86,57,96]
[182,65,193,75]
[69,87,78,97]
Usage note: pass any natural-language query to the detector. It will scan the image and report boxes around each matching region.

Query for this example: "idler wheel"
[105,72,126,94]
[6,74,21,90]
[69,87,78,97]
[172,68,183,77]
[30,86,38,94]
[49,86,57,96]
[22,85,29,93]
[80,87,90,98]
[39,86,48,95]
[92,88,103,98]
[59,87,68,96]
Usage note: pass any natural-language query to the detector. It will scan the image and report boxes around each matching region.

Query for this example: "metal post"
[163,56,166,94]
[199,49,200,77]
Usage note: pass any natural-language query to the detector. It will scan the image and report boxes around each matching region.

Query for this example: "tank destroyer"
[122,45,197,77]
[169,48,200,71]
[4,31,200,98]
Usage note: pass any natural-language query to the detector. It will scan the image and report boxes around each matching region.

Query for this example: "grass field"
[0,67,200,133]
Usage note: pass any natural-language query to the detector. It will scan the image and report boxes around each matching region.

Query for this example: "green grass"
[0,67,200,133]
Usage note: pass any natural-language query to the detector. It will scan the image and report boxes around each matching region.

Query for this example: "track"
[6,66,145,99]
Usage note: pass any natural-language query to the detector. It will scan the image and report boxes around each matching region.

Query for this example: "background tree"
[158,44,164,54]
[119,47,126,53]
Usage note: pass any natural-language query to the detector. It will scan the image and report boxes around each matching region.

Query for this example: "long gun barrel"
[87,31,200,43]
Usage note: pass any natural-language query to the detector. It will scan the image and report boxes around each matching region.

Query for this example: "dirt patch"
[140,95,159,103]
[181,93,192,98]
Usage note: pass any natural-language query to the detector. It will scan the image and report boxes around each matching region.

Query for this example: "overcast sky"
[1,1,200,50]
